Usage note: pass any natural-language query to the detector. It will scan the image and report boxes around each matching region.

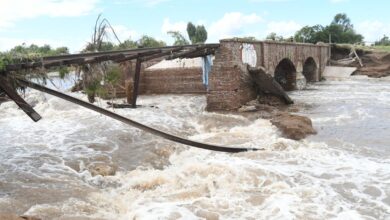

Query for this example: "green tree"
[38,44,52,54]
[167,31,190,45]
[375,35,390,46]
[117,39,138,49]
[294,25,325,43]
[324,23,363,44]
[187,22,197,44]
[332,13,353,31]
[196,25,208,43]
[266,32,284,41]
[54,47,69,54]
[186,22,208,44]
[84,41,115,52]
[8,44,69,56]
[137,35,166,48]
[294,13,363,44]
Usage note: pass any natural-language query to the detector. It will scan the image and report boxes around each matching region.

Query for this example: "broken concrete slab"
[322,66,357,79]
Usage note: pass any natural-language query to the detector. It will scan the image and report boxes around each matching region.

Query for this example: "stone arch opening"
[274,58,297,91]
[303,57,317,82]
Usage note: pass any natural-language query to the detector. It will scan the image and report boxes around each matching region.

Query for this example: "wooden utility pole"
[0,75,41,122]
[329,34,332,63]
[131,58,142,108]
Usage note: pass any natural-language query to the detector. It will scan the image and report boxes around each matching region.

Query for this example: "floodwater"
[0,75,389,219]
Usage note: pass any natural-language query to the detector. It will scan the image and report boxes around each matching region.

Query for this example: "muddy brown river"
[0,75,389,219]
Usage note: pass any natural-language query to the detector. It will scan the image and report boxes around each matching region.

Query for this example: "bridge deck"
[2,44,219,72]
[1,44,220,108]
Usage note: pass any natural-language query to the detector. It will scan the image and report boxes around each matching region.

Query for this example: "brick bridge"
[1,39,329,112]
[206,39,330,110]
[137,39,329,110]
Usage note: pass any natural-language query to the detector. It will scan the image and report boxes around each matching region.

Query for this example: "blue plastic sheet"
[201,55,213,88]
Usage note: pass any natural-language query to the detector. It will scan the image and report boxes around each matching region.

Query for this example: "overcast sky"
[0,0,389,52]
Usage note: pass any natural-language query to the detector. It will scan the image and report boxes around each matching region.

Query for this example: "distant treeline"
[266,13,364,44]
[265,13,390,46]
[375,35,390,46]
[0,44,70,72]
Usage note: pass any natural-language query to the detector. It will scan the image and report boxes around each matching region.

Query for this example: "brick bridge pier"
[206,39,330,110]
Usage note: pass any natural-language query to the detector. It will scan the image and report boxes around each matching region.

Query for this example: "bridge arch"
[274,58,297,91]
[302,57,317,82]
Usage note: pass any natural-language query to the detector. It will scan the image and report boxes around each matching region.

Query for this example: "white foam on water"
[1,77,390,219]
[31,138,387,219]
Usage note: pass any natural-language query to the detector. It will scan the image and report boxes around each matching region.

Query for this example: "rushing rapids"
[0,75,389,219]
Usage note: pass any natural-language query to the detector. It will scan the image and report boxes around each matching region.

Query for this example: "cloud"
[266,21,302,37]
[208,12,264,41]
[329,0,349,3]
[356,21,390,43]
[111,25,139,41]
[249,0,291,2]
[162,14,264,44]
[161,18,187,34]
[115,0,171,7]
[0,0,99,30]
[142,0,170,6]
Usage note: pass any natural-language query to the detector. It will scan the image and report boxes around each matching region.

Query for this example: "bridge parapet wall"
[206,39,329,111]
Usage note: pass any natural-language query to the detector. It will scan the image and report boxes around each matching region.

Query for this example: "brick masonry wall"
[105,63,206,99]
[207,40,257,111]
[139,67,206,94]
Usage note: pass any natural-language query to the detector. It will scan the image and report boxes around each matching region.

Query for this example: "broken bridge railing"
[0,44,261,153]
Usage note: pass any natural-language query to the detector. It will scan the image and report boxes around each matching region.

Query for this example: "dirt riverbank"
[353,52,390,77]
[331,44,390,78]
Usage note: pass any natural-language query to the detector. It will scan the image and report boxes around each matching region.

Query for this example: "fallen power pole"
[9,78,259,153]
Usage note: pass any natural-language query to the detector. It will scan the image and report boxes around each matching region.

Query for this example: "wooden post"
[352,48,364,67]
[328,34,332,65]
[124,61,133,104]
[131,58,142,108]
[0,75,42,122]
[125,80,133,104]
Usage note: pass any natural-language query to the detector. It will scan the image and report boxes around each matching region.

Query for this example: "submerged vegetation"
[78,14,123,103]
[74,15,166,103]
